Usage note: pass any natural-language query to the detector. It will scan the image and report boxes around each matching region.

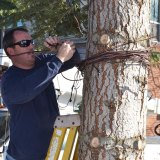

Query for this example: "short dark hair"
[3,27,28,56]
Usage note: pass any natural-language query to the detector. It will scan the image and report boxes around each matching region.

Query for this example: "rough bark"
[79,0,150,159]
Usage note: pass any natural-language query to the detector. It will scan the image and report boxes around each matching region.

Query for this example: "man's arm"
[1,56,63,105]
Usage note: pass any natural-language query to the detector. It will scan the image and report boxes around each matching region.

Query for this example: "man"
[1,27,80,160]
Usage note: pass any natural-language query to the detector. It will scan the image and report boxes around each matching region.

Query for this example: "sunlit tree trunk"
[79,0,150,159]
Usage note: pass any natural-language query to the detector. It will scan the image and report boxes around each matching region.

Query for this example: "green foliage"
[0,0,88,40]
[150,52,160,64]
[0,0,16,26]
[0,0,16,10]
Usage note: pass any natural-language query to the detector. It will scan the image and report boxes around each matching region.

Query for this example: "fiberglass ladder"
[45,114,80,160]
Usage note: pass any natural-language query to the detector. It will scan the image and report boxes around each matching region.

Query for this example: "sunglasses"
[10,39,34,48]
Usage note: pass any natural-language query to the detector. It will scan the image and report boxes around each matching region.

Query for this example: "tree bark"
[79,0,150,159]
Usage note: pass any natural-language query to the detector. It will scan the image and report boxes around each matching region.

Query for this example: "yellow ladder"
[45,114,80,160]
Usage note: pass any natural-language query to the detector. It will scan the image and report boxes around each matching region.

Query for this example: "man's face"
[8,30,36,69]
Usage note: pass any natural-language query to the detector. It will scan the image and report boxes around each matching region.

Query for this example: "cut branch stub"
[90,137,100,148]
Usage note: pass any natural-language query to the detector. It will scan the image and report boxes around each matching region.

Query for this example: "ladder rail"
[46,114,80,160]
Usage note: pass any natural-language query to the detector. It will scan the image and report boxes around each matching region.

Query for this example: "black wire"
[58,70,82,109]
[61,72,83,81]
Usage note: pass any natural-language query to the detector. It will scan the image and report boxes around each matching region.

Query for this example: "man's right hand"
[56,41,75,63]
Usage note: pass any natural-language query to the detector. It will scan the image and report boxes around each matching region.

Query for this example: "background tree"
[0,1,16,27]
[0,0,87,39]
[0,0,16,10]
[79,0,150,159]
[0,0,17,48]
[0,0,88,50]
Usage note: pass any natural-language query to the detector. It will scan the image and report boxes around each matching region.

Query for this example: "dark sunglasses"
[10,39,34,48]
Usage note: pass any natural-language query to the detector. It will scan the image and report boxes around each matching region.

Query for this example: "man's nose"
[29,43,34,49]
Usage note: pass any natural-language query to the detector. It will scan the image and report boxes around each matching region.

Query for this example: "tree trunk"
[79,0,150,159]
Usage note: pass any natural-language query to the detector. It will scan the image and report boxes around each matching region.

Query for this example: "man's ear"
[6,47,14,56]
